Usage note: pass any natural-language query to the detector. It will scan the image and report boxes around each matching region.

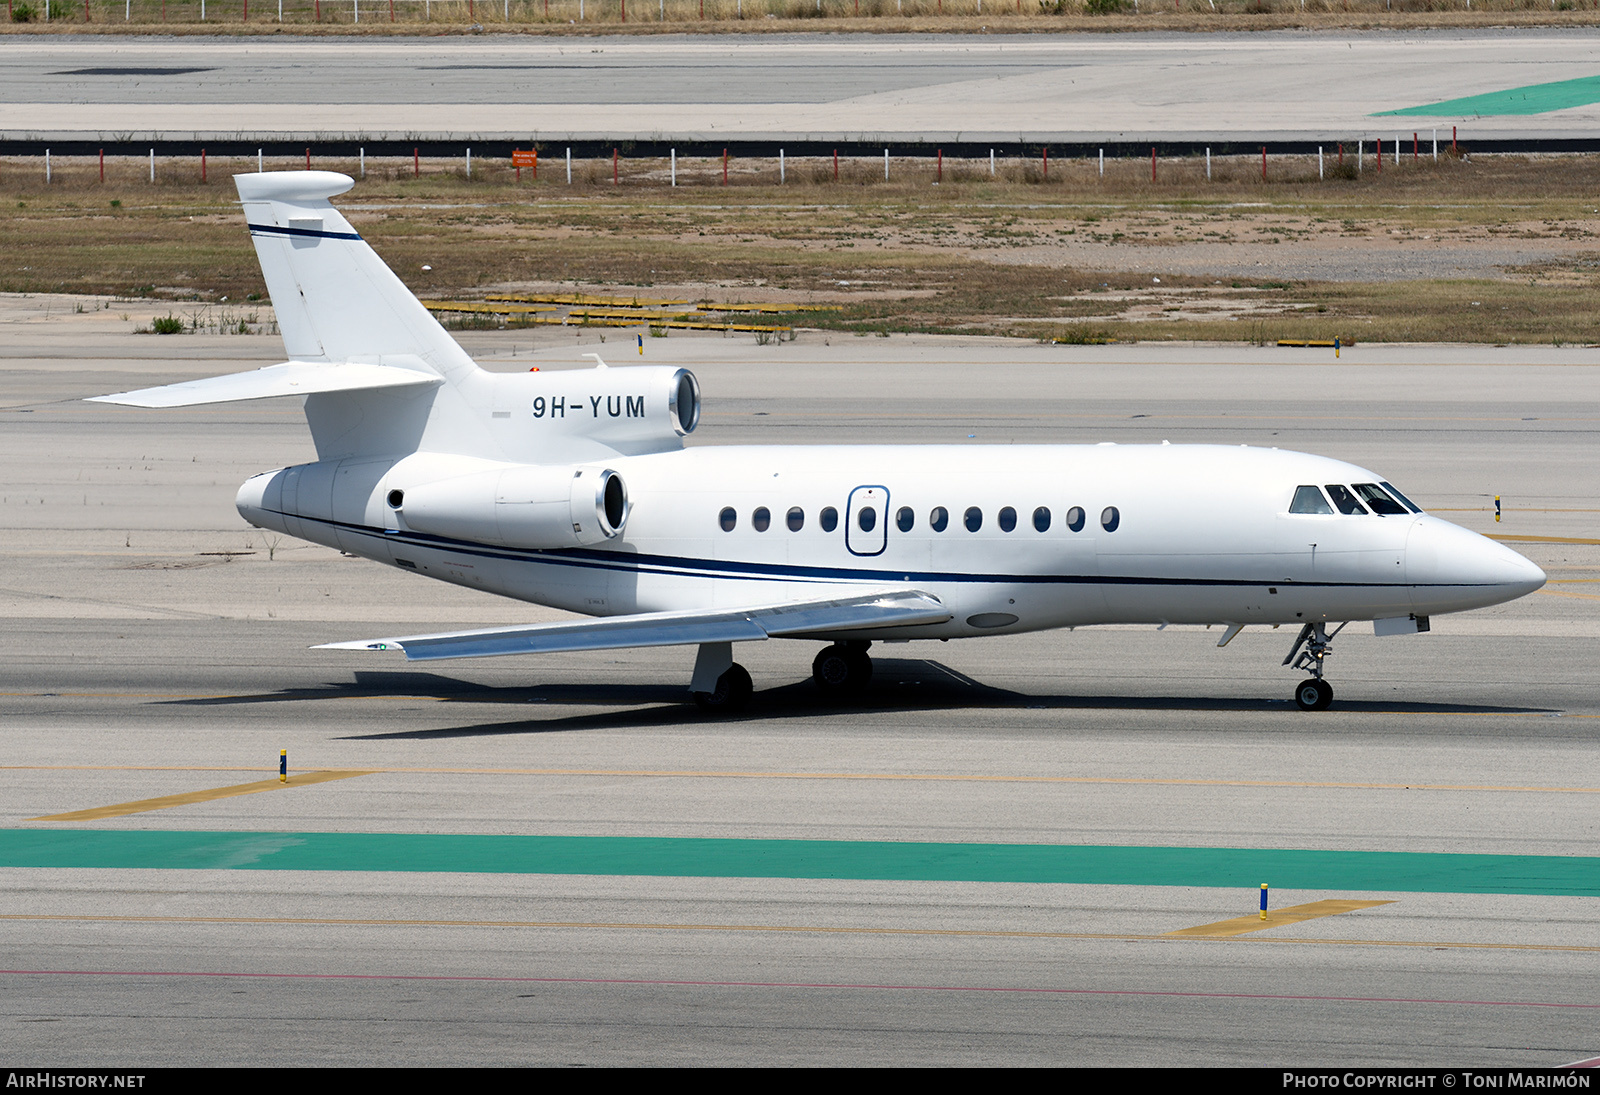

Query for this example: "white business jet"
[93,172,1546,713]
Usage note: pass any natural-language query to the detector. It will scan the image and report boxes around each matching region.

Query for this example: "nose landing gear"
[1283,622,1345,711]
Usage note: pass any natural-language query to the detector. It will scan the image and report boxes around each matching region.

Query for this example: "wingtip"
[314,640,406,652]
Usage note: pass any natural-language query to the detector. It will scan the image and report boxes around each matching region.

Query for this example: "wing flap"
[317,589,950,662]
[88,360,441,408]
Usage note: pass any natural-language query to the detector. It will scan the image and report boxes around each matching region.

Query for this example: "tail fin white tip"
[235,171,355,203]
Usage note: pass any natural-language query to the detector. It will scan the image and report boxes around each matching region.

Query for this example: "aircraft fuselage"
[238,441,1545,642]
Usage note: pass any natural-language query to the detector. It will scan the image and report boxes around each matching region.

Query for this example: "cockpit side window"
[1289,485,1334,514]
[1352,483,1409,516]
[1325,484,1368,516]
[1380,481,1423,513]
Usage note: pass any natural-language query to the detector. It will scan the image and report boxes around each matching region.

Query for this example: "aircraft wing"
[316,589,951,661]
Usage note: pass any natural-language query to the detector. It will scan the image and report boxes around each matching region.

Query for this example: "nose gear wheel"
[1283,622,1345,710]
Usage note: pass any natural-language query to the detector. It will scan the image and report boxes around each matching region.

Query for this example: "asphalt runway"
[2,300,1598,1065]
[5,30,1600,143]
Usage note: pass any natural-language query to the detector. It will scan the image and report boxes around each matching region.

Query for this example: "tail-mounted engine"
[237,452,630,553]
[391,459,628,549]
[490,365,700,462]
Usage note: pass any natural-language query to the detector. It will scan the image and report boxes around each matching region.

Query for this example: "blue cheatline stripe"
[281,510,1451,592]
[2,830,1596,896]
[247,222,362,242]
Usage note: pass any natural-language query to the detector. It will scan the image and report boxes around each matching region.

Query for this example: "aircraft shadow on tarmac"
[158,661,1554,738]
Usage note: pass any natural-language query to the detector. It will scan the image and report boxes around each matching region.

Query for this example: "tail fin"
[235,171,474,384]
[229,171,490,462]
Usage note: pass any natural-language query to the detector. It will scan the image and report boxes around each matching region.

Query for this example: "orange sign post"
[512,149,538,182]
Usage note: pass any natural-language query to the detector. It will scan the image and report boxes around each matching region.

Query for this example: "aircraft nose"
[1405,517,1546,612]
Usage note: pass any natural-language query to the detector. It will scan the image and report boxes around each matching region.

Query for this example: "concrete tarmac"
[4,30,1600,144]
[3,306,1599,1065]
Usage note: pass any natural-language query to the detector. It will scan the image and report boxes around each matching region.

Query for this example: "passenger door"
[845,485,889,557]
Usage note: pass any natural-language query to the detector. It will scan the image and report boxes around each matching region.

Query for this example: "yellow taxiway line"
[7,765,1600,795]
[3,912,1596,955]
[1166,899,1394,938]
[31,770,376,822]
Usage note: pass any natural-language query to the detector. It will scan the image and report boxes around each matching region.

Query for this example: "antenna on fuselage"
[583,352,609,370]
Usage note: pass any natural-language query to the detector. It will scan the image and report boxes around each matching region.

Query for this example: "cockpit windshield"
[1380,481,1423,513]
[1288,482,1425,516]
[1324,484,1368,516]
[1289,485,1334,514]
[1352,483,1410,516]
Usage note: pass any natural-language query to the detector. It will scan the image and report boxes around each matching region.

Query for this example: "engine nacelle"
[236,453,629,553]
[393,459,628,549]
[489,365,700,462]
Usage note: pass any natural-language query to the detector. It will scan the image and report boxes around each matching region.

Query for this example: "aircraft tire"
[1294,678,1333,711]
[813,645,871,694]
[694,663,753,714]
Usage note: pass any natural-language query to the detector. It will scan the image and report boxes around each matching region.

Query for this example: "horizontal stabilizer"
[317,589,951,661]
[88,360,442,408]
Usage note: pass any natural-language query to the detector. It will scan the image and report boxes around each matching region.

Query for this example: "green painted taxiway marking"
[1378,74,1600,117]
[2,830,1598,896]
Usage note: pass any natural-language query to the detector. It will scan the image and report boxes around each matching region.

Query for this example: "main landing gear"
[692,663,753,713]
[689,639,875,715]
[812,641,873,696]
[1282,622,1346,711]
[691,641,753,714]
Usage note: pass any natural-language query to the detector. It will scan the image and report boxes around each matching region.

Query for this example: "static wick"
[280,750,287,784]
[1260,883,1269,921]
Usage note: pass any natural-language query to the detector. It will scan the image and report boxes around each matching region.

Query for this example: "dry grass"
[6,150,1600,343]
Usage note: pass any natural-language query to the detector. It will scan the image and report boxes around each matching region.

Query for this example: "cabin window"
[1289,485,1333,514]
[998,506,1017,533]
[964,507,983,532]
[1066,506,1085,533]
[1101,506,1120,532]
[896,506,915,533]
[752,506,771,532]
[1352,483,1409,516]
[1033,507,1051,532]
[787,506,805,532]
[1325,485,1368,516]
[857,506,877,533]
[820,506,839,533]
[929,506,949,532]
[1381,481,1423,513]
[719,507,737,532]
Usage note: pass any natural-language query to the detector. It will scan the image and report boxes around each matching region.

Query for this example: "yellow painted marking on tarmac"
[1166,900,1394,938]
[1539,589,1600,601]
[31,770,377,822]
[1489,534,1600,545]
[2,913,1595,955]
[6,766,1600,793]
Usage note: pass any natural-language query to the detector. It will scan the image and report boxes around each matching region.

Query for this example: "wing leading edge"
[317,589,951,661]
